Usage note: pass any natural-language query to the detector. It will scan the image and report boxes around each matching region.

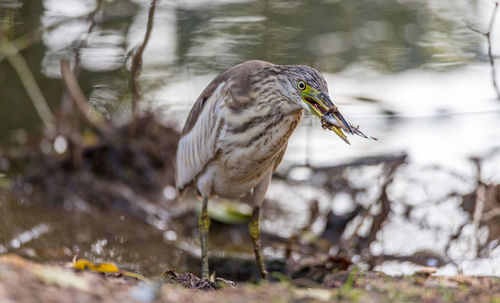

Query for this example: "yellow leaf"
[73,259,92,271]
[73,258,146,280]
[93,263,120,273]
[73,259,119,273]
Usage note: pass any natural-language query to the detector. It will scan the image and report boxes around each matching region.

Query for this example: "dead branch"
[472,185,486,257]
[0,43,55,133]
[72,0,103,75]
[365,165,398,246]
[348,156,404,268]
[59,1,103,166]
[59,60,114,137]
[467,1,500,99]
[275,153,407,183]
[487,1,500,99]
[128,0,158,113]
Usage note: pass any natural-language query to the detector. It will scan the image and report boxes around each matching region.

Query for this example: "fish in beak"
[302,89,376,144]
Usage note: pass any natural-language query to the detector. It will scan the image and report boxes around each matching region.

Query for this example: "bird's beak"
[302,89,354,144]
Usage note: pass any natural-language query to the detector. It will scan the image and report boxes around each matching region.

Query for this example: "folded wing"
[175,82,227,192]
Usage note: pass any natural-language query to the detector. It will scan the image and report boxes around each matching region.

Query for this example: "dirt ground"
[0,254,498,303]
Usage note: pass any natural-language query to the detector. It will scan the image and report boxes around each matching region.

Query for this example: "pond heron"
[175,60,370,279]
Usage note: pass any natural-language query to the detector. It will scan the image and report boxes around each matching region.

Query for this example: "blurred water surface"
[1,0,500,276]
[1,0,499,165]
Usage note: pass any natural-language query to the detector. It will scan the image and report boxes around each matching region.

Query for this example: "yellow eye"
[297,80,306,91]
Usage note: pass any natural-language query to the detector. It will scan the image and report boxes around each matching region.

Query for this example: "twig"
[59,60,114,136]
[366,176,393,245]
[468,1,500,99]
[487,1,500,99]
[59,1,103,166]
[128,0,158,113]
[444,221,468,256]
[276,153,408,182]
[60,1,103,125]
[469,156,486,257]
[472,184,486,257]
[73,0,103,75]
[0,43,55,132]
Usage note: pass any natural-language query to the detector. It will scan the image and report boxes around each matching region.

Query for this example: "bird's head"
[280,65,354,144]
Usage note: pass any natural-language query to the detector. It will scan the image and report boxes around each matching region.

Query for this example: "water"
[1,0,500,276]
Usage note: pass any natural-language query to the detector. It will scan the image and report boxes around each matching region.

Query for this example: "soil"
[0,255,498,303]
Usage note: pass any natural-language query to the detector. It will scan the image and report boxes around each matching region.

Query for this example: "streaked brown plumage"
[176,60,358,279]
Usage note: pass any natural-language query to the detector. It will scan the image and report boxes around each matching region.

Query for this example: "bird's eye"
[297,80,306,91]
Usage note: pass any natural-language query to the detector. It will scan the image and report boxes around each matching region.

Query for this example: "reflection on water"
[1,0,500,276]
[0,193,189,276]
[174,0,481,73]
[0,0,489,141]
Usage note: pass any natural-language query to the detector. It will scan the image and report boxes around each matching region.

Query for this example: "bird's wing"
[272,143,288,172]
[175,82,228,192]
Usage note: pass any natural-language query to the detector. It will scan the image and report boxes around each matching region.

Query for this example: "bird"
[175,60,372,280]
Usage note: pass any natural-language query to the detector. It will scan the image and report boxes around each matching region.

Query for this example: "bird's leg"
[199,196,210,279]
[249,205,267,279]
[249,168,273,280]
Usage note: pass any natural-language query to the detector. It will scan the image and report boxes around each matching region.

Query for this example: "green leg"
[199,196,210,279]
[249,206,268,280]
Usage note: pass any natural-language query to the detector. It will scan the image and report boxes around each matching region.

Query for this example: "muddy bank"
[0,255,498,303]
[2,141,500,278]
